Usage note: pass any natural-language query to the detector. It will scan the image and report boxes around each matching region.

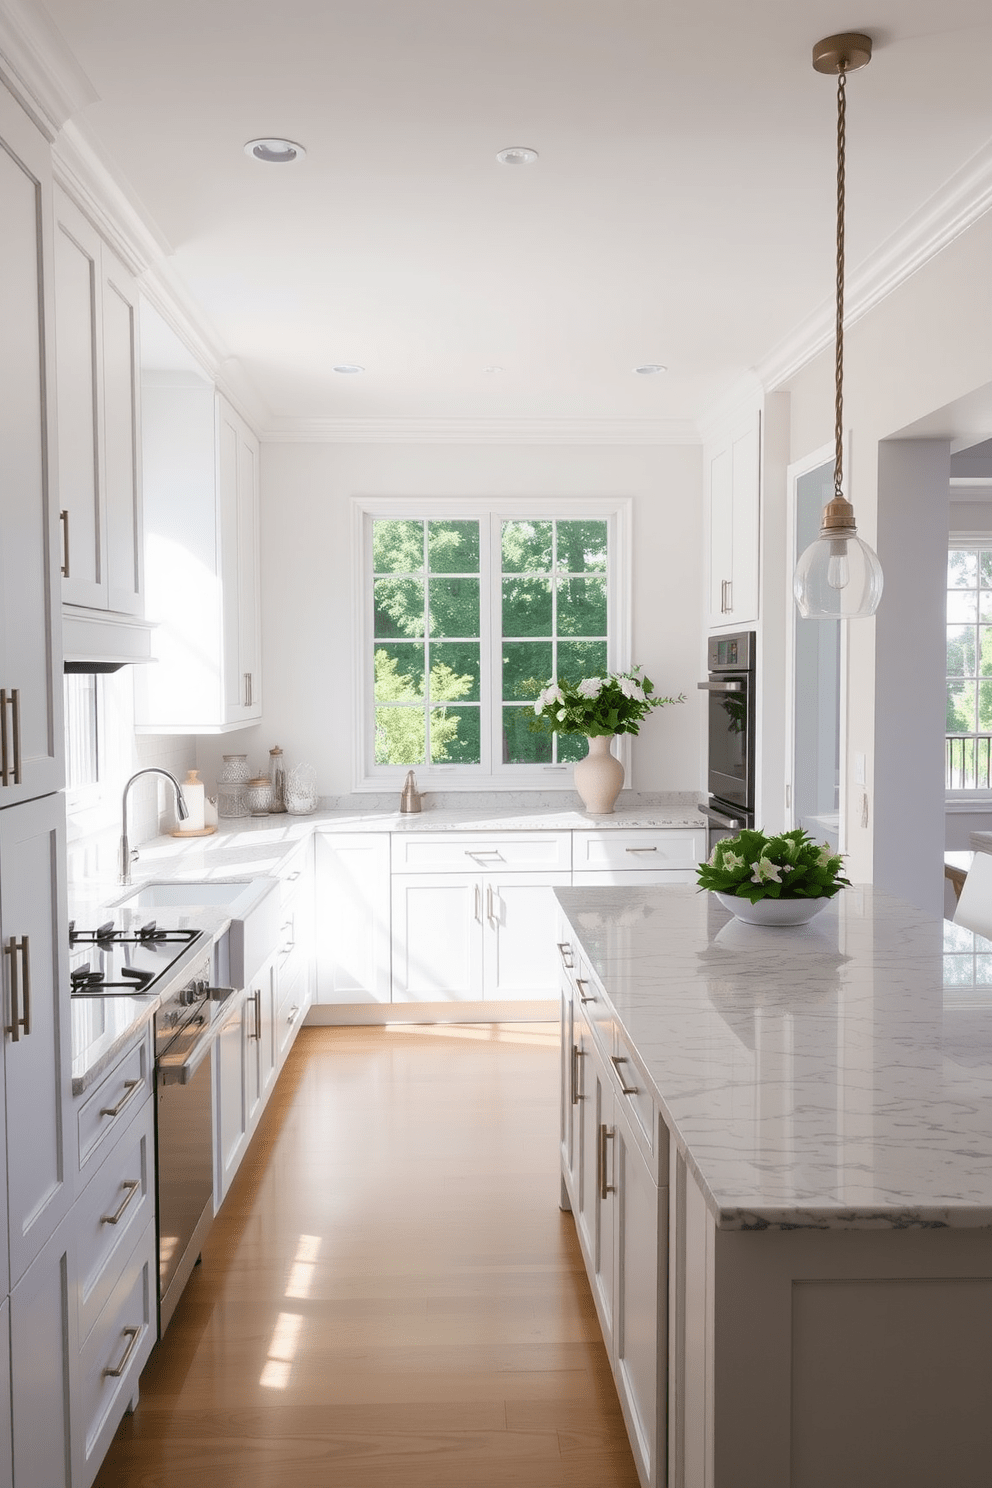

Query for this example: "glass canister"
[216,782,249,818]
[246,776,273,816]
[285,762,318,815]
[268,746,286,813]
[219,753,251,783]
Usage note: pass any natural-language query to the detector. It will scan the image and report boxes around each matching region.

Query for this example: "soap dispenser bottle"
[399,770,422,813]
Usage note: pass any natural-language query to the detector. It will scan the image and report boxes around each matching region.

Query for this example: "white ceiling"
[24,0,992,431]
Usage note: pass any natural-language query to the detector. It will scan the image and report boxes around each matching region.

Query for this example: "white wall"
[782,209,992,894]
[195,441,705,801]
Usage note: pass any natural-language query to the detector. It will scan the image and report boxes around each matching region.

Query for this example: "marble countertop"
[556,884,992,1233]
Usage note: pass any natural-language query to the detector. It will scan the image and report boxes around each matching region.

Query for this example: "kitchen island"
[556,884,992,1488]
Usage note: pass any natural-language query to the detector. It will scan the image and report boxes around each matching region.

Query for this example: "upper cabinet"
[53,187,143,617]
[0,86,64,804]
[707,412,760,629]
[135,380,262,732]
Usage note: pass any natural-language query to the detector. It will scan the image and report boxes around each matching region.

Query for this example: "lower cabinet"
[391,870,569,1002]
[9,1216,74,1488]
[215,946,306,1209]
[561,940,668,1488]
[314,832,391,1004]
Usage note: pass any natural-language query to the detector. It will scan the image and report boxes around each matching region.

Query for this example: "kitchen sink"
[115,878,273,915]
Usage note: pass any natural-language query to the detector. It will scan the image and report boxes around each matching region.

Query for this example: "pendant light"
[793,33,883,620]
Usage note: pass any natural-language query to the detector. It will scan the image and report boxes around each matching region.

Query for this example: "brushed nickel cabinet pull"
[570,1044,584,1106]
[486,882,498,929]
[474,883,482,923]
[0,690,9,785]
[252,989,262,1041]
[286,1005,300,1025]
[575,978,596,1004]
[4,936,21,1041]
[611,1055,639,1096]
[101,1179,140,1226]
[556,941,574,969]
[60,509,70,577]
[100,1079,140,1119]
[599,1123,616,1200]
[0,690,22,786]
[103,1325,141,1378]
[625,846,658,854]
[10,689,21,784]
[19,934,29,1036]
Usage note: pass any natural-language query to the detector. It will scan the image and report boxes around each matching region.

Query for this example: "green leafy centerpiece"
[530,668,685,813]
[697,827,850,926]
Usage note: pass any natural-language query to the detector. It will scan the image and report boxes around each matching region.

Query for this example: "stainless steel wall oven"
[698,630,756,851]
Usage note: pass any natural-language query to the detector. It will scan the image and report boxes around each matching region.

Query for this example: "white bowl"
[714,892,830,927]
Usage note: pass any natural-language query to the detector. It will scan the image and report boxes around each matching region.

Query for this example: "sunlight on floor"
[385,1020,559,1048]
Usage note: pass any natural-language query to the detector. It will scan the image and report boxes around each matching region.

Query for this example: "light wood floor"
[94,1023,640,1488]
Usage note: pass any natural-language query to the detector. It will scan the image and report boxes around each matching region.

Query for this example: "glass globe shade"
[793,533,883,619]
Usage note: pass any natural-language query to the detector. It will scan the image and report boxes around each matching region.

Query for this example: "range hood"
[62,604,156,673]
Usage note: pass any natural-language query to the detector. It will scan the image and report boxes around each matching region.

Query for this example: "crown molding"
[757,137,992,393]
[0,0,97,138]
[261,416,701,446]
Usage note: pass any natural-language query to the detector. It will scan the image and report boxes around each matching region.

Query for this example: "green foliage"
[697,828,850,904]
[373,650,476,765]
[529,668,685,739]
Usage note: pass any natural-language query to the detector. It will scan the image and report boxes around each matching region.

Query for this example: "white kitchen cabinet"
[9,1211,75,1488]
[0,1299,10,1485]
[0,85,63,806]
[708,413,760,629]
[572,828,706,885]
[135,380,262,732]
[1,794,73,1286]
[215,994,249,1207]
[53,187,144,617]
[315,832,391,1004]
[560,941,668,1488]
[245,954,277,1127]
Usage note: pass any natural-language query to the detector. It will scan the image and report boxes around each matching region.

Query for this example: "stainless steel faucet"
[119,768,189,884]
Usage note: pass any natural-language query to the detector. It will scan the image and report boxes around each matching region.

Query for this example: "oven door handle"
[156,987,236,1087]
[697,680,744,692]
[697,803,748,830]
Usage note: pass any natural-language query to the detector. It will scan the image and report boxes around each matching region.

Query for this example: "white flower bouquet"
[697,827,850,905]
[530,667,685,738]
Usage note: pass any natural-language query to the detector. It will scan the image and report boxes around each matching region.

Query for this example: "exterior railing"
[946,734,992,791]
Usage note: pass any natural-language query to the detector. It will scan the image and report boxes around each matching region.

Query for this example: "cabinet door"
[708,444,733,624]
[586,1042,616,1358]
[315,833,391,1003]
[483,871,571,1000]
[217,397,261,725]
[0,1298,11,1487]
[102,247,143,616]
[214,1003,247,1208]
[614,1102,666,1488]
[0,89,63,804]
[1,794,73,1284]
[9,1216,74,1488]
[708,414,760,628]
[390,874,484,1001]
[53,189,106,608]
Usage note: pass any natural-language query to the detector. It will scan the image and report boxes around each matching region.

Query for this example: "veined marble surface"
[556,884,992,1232]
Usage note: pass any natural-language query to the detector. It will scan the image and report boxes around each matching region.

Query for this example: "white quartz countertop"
[556,884,992,1233]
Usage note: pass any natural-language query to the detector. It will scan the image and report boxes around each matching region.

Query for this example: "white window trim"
[351,495,632,792]
[945,536,992,805]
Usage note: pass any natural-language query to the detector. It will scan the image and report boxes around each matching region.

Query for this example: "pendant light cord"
[834,64,847,502]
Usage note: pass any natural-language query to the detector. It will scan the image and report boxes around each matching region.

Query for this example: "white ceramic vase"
[714,892,829,927]
[573,734,624,814]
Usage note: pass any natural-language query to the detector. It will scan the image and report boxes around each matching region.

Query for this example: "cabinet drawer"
[573,829,705,874]
[391,831,571,875]
[276,963,308,1062]
[611,1027,667,1181]
[77,1033,152,1173]
[76,1094,154,1345]
[77,1219,156,1477]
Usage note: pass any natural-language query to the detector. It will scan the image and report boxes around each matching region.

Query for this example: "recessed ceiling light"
[496,146,538,166]
[332,364,365,375]
[633,364,667,375]
[244,138,306,164]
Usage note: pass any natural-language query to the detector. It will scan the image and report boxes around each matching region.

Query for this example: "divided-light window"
[946,545,992,791]
[361,503,627,788]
